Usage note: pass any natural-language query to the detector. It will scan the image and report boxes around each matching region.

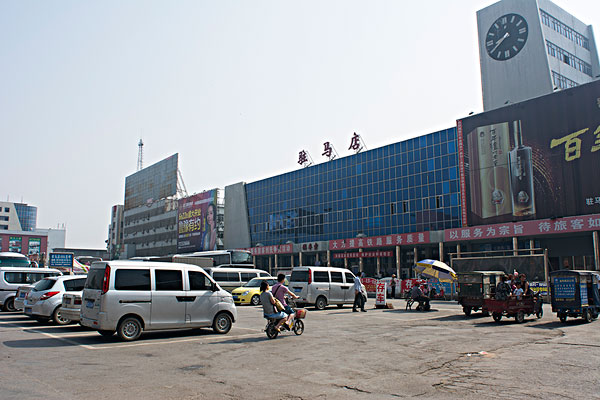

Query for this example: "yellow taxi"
[232,277,289,306]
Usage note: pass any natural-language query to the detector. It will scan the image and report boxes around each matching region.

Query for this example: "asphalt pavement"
[1,299,598,399]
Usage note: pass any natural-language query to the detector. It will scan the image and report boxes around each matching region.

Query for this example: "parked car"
[61,292,82,323]
[80,261,237,341]
[231,277,279,306]
[289,266,361,310]
[0,264,62,312]
[13,284,34,311]
[24,275,87,324]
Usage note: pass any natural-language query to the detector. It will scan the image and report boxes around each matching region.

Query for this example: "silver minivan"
[289,266,359,310]
[80,261,237,341]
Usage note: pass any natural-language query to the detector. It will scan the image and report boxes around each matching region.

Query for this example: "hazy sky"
[2,1,599,248]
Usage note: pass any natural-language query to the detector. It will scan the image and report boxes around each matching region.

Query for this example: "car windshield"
[33,278,56,292]
[243,278,263,287]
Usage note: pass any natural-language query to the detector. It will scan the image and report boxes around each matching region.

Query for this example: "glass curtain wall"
[246,128,461,246]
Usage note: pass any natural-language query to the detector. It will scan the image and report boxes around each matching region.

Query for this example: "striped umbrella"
[414,259,456,283]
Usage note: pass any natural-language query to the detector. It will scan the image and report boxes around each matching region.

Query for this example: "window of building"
[3,207,9,212]
[540,9,590,50]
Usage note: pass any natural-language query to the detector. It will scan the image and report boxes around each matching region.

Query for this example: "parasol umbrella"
[414,259,456,283]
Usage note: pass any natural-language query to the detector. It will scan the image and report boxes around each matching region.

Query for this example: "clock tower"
[477,0,600,111]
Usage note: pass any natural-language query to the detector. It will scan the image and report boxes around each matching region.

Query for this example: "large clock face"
[485,13,528,61]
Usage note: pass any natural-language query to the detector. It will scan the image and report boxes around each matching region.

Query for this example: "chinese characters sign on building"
[329,232,430,251]
[333,251,393,259]
[246,244,293,256]
[444,213,600,242]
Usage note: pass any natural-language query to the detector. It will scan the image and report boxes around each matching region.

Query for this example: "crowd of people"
[495,272,532,300]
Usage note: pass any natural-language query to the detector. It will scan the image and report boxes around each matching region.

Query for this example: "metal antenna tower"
[137,139,144,171]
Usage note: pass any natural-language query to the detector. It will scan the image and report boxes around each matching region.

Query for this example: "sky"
[2,1,599,249]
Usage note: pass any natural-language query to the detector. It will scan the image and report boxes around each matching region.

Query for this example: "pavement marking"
[89,332,262,350]
[25,328,98,350]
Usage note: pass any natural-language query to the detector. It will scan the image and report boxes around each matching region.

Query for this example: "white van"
[208,267,272,292]
[289,266,359,310]
[0,265,62,311]
[80,261,237,341]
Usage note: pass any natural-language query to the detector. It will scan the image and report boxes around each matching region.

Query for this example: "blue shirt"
[354,275,362,291]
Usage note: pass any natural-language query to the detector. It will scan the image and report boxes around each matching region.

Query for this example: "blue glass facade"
[246,128,461,246]
[14,203,37,231]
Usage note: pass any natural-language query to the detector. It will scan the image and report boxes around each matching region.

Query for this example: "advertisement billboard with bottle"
[457,80,600,226]
[177,190,219,253]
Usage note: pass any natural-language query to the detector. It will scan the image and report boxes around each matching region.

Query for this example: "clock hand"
[491,32,510,53]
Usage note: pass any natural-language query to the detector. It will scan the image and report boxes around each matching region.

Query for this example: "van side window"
[64,278,86,291]
[259,272,270,277]
[227,272,240,282]
[290,271,309,282]
[189,271,211,290]
[241,272,257,281]
[331,272,343,283]
[4,272,24,284]
[115,269,151,291]
[212,272,227,281]
[345,272,355,283]
[314,271,329,283]
[155,270,183,291]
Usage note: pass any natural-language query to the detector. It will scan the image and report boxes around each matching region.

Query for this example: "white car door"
[186,270,219,327]
[150,269,186,329]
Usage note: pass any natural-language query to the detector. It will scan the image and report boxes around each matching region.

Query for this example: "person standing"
[390,274,397,299]
[353,273,366,312]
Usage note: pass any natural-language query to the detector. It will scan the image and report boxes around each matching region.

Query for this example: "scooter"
[264,297,307,339]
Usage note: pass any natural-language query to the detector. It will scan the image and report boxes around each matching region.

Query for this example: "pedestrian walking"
[390,274,396,299]
[353,273,366,312]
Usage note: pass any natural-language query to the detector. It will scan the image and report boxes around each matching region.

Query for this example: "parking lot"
[1,300,599,400]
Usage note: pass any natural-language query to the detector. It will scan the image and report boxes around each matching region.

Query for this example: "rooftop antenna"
[137,138,144,171]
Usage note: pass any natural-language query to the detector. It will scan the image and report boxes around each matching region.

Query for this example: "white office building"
[477,0,600,110]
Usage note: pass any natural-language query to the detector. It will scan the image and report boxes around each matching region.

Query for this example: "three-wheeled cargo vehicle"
[457,271,505,316]
[550,270,600,323]
[484,296,543,323]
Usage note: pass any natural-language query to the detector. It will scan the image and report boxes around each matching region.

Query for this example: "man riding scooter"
[260,280,292,332]
[271,273,299,328]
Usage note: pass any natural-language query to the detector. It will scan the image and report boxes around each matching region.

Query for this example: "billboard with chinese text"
[28,238,41,255]
[124,154,178,211]
[9,237,22,253]
[177,191,218,253]
[457,80,600,226]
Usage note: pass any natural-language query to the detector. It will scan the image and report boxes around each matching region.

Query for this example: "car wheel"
[293,319,304,335]
[98,330,114,337]
[463,306,472,316]
[117,317,143,341]
[583,308,593,323]
[212,312,232,334]
[250,295,260,306]
[559,314,567,323]
[492,313,502,322]
[515,310,525,323]
[52,307,72,325]
[314,296,327,311]
[3,297,16,312]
